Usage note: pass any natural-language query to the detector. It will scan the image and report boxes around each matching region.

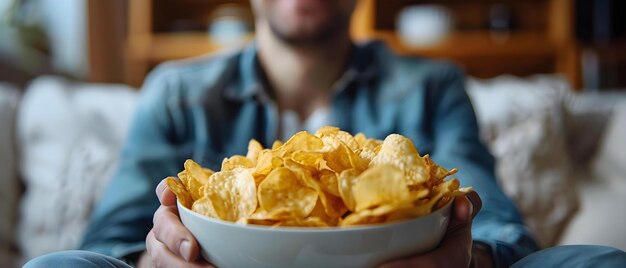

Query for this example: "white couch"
[0,75,624,267]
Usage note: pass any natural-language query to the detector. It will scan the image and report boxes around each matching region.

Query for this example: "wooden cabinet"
[123,0,581,89]
[351,0,580,88]
[124,0,252,87]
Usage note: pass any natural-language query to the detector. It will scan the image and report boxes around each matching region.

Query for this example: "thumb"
[156,178,177,206]
[436,191,482,253]
[449,191,482,230]
[418,192,482,264]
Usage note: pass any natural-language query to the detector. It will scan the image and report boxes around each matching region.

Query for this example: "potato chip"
[319,169,340,197]
[291,151,324,170]
[203,168,215,177]
[273,216,329,227]
[181,160,210,201]
[166,177,193,209]
[315,126,360,153]
[285,160,348,218]
[424,154,458,184]
[337,168,360,211]
[168,126,472,228]
[277,131,324,158]
[322,137,368,173]
[203,168,257,222]
[272,140,283,150]
[352,164,411,211]
[359,139,382,163]
[370,134,428,186]
[258,167,318,218]
[222,155,255,171]
[354,133,367,147]
[191,196,219,219]
[253,150,283,181]
[246,139,263,163]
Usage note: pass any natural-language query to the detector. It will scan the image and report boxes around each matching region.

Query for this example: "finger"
[156,178,177,206]
[153,205,200,262]
[378,194,481,268]
[449,191,483,230]
[380,215,474,268]
[147,231,215,268]
[465,191,482,219]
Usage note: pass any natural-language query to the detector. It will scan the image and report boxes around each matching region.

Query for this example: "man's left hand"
[378,191,487,268]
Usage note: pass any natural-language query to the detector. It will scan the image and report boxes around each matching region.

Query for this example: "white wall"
[39,0,88,78]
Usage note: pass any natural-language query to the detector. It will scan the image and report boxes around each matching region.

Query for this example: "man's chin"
[269,20,344,46]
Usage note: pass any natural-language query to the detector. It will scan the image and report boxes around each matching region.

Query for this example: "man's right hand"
[137,178,215,268]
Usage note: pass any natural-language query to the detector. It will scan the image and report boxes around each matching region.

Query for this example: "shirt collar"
[223,40,381,102]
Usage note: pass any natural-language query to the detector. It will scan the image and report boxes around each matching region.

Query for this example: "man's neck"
[256,23,352,119]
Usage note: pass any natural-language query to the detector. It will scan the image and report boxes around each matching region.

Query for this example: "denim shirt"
[80,41,539,267]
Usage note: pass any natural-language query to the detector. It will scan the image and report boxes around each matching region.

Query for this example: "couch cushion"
[16,76,137,264]
[559,100,626,251]
[466,75,578,247]
[0,83,21,268]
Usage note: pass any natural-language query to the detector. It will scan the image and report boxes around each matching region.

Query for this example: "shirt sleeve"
[79,67,187,260]
[428,66,540,268]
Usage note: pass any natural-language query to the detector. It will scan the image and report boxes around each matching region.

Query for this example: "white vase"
[396,5,453,48]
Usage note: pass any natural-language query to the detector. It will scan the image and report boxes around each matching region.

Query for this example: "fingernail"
[157,181,167,193]
[180,240,191,262]
[465,195,474,222]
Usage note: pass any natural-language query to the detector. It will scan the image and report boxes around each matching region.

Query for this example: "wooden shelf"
[123,0,581,88]
[139,31,557,63]
[369,30,557,58]
[147,32,252,62]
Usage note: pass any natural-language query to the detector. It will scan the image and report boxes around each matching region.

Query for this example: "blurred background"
[0,0,625,267]
[1,0,625,88]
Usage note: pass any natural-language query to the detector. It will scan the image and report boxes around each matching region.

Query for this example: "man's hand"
[379,191,490,268]
[137,178,215,268]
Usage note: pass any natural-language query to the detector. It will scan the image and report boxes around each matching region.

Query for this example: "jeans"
[24,245,626,268]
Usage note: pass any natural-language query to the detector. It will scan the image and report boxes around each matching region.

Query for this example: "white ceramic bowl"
[178,200,452,268]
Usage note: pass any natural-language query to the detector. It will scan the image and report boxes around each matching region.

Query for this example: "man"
[26,0,626,267]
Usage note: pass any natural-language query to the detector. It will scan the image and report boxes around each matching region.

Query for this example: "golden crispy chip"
[291,151,324,169]
[319,169,340,197]
[309,199,341,226]
[272,140,283,150]
[424,154,458,184]
[203,168,215,177]
[359,139,382,163]
[322,137,368,173]
[203,168,257,222]
[191,196,219,218]
[182,160,211,201]
[174,127,472,228]
[253,149,283,180]
[339,208,386,226]
[166,177,193,209]
[354,133,367,147]
[337,168,360,211]
[352,164,411,211]
[274,216,329,227]
[248,207,293,221]
[222,155,255,171]
[278,131,324,158]
[258,167,318,218]
[409,187,430,201]
[246,139,264,162]
[285,160,347,218]
[370,134,428,185]
[316,126,360,153]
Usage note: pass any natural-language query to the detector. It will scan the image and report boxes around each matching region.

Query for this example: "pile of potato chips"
[167,126,470,227]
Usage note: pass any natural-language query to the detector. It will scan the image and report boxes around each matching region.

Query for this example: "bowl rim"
[178,197,454,233]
